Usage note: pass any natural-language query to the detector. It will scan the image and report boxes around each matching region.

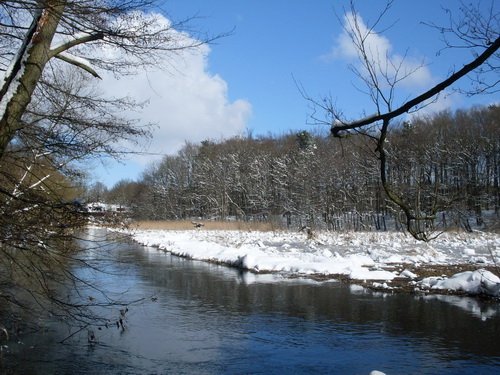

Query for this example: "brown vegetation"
[131,220,279,232]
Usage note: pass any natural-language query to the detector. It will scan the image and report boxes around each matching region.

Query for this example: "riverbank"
[115,225,500,299]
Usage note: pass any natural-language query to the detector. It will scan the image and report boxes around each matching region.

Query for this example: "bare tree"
[0,0,215,158]
[423,1,499,96]
[0,0,220,334]
[307,1,499,241]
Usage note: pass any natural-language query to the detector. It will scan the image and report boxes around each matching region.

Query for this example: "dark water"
[2,229,500,374]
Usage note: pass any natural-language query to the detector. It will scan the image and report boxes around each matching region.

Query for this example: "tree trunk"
[0,1,66,159]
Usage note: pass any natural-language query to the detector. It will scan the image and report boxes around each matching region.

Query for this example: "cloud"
[327,13,433,91]
[97,13,251,165]
[410,90,457,118]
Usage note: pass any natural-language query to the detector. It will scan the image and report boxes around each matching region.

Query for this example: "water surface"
[2,229,500,374]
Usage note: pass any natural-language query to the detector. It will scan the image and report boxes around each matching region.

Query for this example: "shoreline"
[111,227,500,300]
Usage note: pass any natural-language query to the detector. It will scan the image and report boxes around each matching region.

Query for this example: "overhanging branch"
[54,52,101,78]
[331,36,500,136]
[49,31,104,58]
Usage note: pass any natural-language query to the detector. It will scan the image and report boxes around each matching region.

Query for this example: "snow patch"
[117,228,500,297]
[400,269,418,279]
[419,269,500,297]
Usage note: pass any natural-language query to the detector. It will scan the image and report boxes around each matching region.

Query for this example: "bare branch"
[54,52,101,78]
[49,30,104,57]
[331,36,500,136]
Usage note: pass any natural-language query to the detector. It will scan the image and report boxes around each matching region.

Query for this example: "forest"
[98,105,500,233]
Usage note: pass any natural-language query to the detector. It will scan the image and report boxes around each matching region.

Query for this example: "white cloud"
[97,13,251,165]
[410,90,457,118]
[329,13,433,91]
[339,13,392,61]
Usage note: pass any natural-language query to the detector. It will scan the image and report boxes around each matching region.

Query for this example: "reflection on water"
[2,228,500,374]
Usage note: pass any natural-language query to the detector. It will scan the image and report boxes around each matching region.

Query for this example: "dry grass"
[130,220,279,232]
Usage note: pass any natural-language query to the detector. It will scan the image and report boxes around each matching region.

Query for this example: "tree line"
[99,105,499,233]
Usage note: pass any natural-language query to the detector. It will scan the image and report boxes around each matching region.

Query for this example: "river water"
[2,228,500,374]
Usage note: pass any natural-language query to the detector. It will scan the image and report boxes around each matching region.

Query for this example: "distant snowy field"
[121,229,500,297]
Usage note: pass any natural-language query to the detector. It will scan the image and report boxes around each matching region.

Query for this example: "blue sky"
[93,0,499,187]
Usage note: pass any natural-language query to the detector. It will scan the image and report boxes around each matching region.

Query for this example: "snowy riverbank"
[118,228,500,297]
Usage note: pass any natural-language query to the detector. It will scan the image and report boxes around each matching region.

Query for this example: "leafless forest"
[98,106,499,233]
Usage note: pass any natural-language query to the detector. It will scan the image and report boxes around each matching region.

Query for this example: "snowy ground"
[118,228,500,298]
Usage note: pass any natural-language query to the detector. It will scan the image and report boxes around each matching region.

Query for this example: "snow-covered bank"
[419,269,500,296]
[120,228,500,297]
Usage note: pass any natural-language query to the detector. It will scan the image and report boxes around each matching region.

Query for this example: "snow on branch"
[49,31,104,57]
[49,31,104,78]
[54,52,101,79]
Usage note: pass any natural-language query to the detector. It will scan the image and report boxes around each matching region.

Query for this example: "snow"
[0,42,30,118]
[400,269,418,279]
[0,9,42,119]
[50,31,93,52]
[419,269,500,296]
[56,52,96,73]
[119,228,500,297]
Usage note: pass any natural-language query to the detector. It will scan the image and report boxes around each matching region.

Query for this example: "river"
[2,228,500,374]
